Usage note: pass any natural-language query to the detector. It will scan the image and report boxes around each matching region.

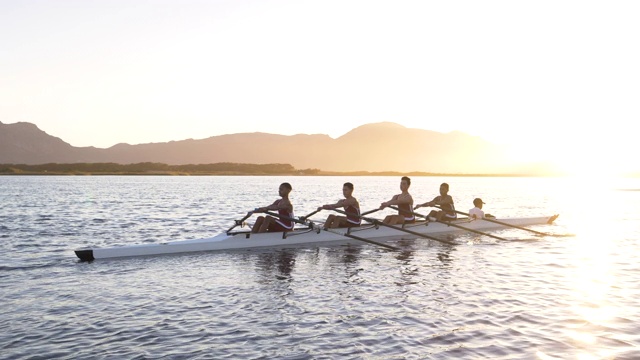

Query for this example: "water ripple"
[0,176,639,359]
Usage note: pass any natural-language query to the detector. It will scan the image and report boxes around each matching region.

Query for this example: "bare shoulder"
[280,198,293,209]
[344,197,358,207]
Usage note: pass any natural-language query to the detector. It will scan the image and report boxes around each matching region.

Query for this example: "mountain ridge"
[0,121,538,174]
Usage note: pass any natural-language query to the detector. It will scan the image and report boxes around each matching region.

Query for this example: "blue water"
[1,176,639,359]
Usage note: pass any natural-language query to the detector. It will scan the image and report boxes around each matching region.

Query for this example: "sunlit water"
[1,176,638,359]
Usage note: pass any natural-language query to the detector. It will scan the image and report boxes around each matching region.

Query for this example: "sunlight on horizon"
[503,128,637,177]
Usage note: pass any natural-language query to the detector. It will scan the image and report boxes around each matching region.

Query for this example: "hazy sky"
[1,1,639,175]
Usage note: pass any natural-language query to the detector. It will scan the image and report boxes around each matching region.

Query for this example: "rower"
[318,182,361,229]
[414,182,456,222]
[251,182,294,233]
[379,176,415,225]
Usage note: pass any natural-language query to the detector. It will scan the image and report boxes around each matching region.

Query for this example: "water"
[1,175,639,359]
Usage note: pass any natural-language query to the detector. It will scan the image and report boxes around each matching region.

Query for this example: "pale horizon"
[1,1,638,176]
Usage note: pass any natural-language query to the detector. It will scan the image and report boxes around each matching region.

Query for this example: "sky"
[1,0,639,175]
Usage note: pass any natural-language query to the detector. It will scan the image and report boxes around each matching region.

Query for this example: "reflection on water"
[341,244,362,265]
[436,246,455,266]
[562,231,620,360]
[257,249,297,280]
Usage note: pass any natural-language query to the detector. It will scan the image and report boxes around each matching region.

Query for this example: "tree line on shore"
[0,162,533,177]
[0,162,320,175]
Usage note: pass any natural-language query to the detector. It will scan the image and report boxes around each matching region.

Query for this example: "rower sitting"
[379,176,415,225]
[251,182,295,233]
[414,182,457,222]
[318,182,361,229]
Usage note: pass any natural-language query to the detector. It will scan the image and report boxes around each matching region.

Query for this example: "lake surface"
[1,175,639,359]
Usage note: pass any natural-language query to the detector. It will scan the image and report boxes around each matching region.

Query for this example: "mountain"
[0,121,523,173]
[0,121,106,164]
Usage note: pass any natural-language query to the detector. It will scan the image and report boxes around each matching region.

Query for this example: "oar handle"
[432,205,472,218]
[264,211,309,226]
[391,206,428,219]
[331,208,386,224]
[225,211,255,233]
[361,208,381,216]
[300,208,322,221]
[315,207,379,218]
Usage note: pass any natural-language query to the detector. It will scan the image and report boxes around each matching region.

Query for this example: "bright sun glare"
[502,126,636,178]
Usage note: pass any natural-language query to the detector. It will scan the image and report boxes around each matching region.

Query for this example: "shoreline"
[3,162,633,177]
[0,172,542,177]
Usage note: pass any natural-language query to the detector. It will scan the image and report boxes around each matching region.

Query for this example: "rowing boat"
[74,215,558,261]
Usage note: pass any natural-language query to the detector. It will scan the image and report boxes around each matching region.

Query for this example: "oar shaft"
[332,208,457,246]
[441,221,507,241]
[434,206,552,236]
[399,206,508,241]
[264,211,398,251]
[322,227,399,251]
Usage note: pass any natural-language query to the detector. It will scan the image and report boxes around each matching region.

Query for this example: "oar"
[434,206,566,237]
[321,226,399,251]
[312,206,380,219]
[263,211,399,251]
[331,209,457,246]
[225,211,254,233]
[361,208,381,216]
[391,206,509,241]
[300,208,322,221]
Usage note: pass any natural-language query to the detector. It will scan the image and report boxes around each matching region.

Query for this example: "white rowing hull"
[74,216,558,261]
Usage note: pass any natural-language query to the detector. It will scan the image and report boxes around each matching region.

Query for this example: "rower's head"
[400,176,411,191]
[473,198,485,209]
[343,182,354,197]
[279,182,292,197]
[439,182,449,195]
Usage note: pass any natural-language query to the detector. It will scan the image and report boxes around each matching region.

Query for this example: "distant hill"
[0,121,539,174]
[0,121,106,163]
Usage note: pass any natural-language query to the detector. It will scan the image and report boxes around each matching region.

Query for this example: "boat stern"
[75,249,94,262]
